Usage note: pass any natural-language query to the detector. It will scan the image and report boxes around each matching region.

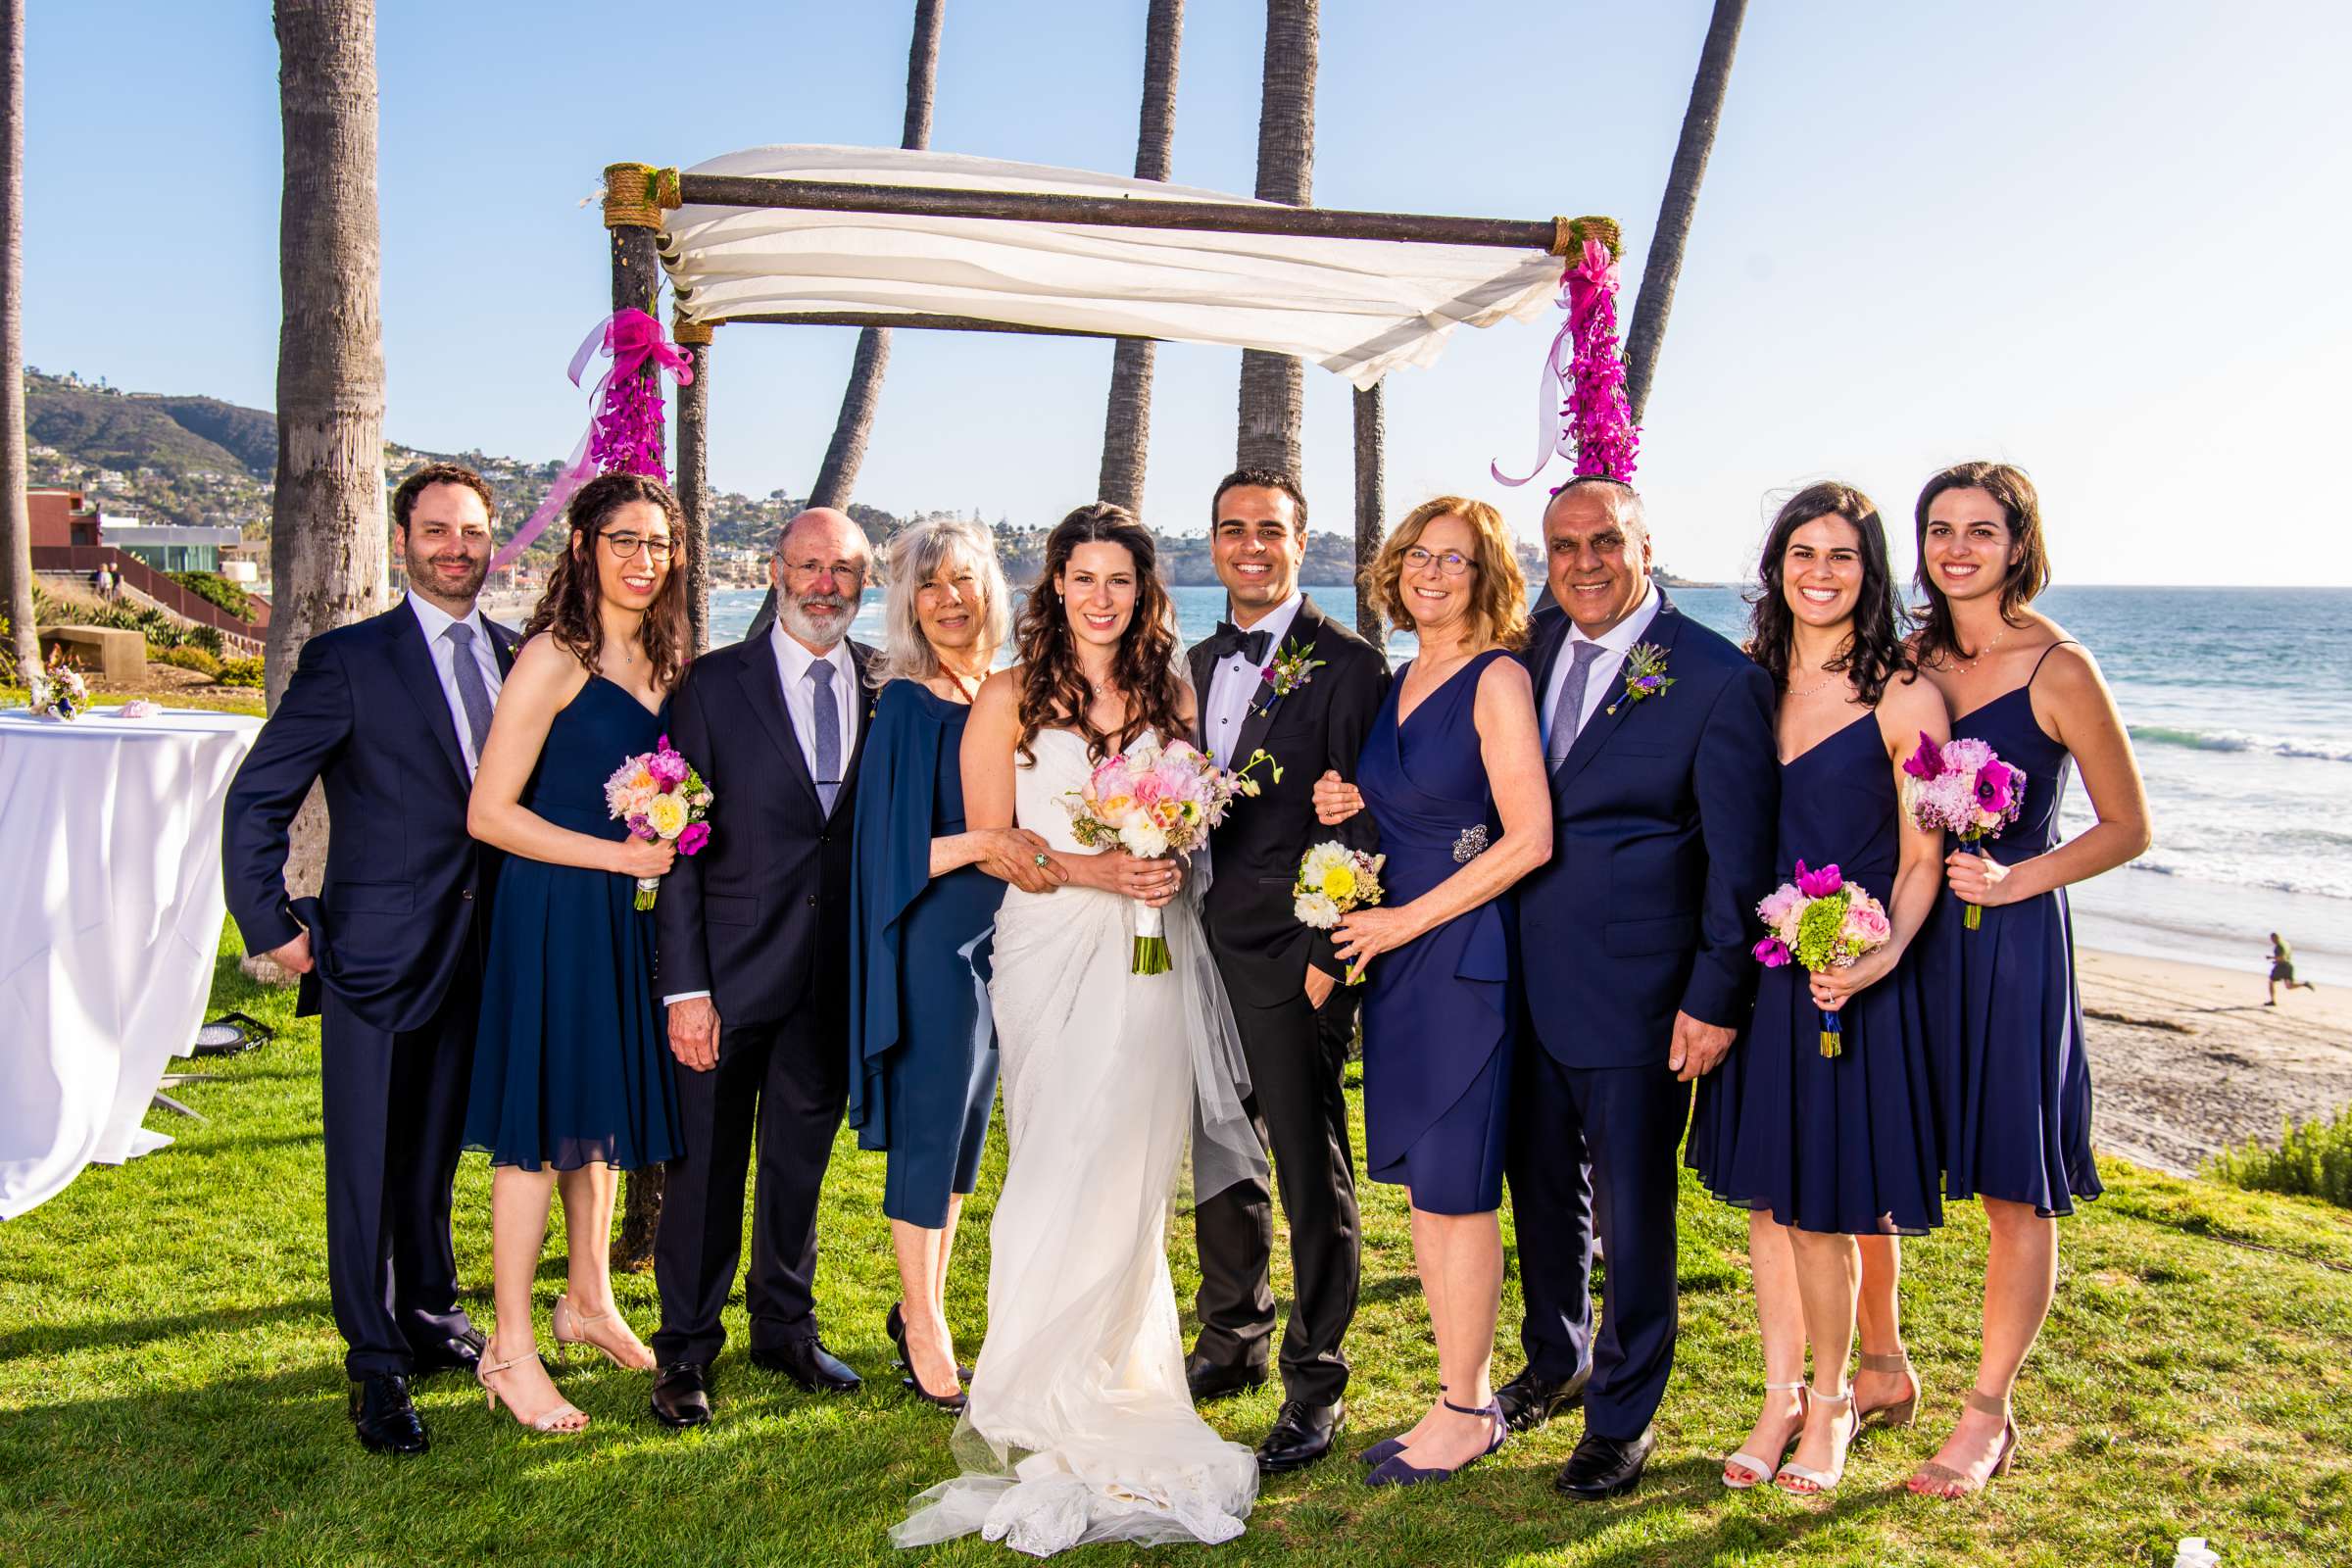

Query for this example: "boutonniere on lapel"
[1250,642,1328,722]
[1604,642,1676,716]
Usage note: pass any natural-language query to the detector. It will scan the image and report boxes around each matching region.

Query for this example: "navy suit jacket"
[654,634,876,1034]
[220,601,518,1035]
[1513,590,1778,1069]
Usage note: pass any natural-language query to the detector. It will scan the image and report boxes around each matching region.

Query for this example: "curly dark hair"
[522,472,692,697]
[1746,480,1912,708]
[1012,503,1186,765]
[1910,460,2051,666]
[391,461,496,531]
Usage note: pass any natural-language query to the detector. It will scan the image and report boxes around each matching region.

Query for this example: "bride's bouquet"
[1061,738,1278,974]
[605,734,713,909]
[28,648,90,721]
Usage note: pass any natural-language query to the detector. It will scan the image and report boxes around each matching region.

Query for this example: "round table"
[0,705,263,1219]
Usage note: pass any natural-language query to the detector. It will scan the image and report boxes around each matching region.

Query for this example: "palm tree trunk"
[750,0,945,641]
[1097,0,1183,517]
[1236,0,1315,478]
[0,0,32,686]
[256,0,384,982]
[1622,0,1746,427]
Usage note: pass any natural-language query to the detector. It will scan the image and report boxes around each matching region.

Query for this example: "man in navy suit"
[1498,477,1778,1498]
[649,508,876,1429]
[221,464,517,1455]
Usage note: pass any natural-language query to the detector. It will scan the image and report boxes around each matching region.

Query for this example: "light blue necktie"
[443,621,494,769]
[809,660,842,812]
[1546,641,1606,770]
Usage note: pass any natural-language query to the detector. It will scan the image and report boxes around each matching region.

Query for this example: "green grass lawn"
[4,924,2349,1567]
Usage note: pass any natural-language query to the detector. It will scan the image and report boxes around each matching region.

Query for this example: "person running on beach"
[2267,934,2317,1005]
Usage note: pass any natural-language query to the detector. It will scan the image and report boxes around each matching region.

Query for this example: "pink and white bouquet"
[1060,738,1279,974]
[1754,859,1891,1057]
[1900,732,2025,931]
[605,734,713,910]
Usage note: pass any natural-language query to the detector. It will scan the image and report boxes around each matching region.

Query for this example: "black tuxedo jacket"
[1189,597,1390,1009]
[655,634,876,1032]
[1512,591,1778,1067]
[220,601,519,1034]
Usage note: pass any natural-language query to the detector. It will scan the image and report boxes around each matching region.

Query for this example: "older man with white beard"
[650,508,878,1428]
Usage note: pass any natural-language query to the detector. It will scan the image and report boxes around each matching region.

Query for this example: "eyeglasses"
[782,559,866,585]
[600,531,674,564]
[1402,547,1475,577]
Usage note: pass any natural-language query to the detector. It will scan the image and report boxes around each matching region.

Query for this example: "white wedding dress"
[892,729,1262,1558]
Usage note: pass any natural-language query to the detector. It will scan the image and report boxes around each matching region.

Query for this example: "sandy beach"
[2080,947,2352,1177]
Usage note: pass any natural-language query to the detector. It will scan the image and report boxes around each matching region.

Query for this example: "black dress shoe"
[650,1361,711,1429]
[408,1325,487,1380]
[1495,1364,1590,1433]
[750,1339,862,1394]
[348,1373,428,1455]
[1554,1426,1655,1500]
[1185,1353,1267,1404]
[1256,1397,1345,1474]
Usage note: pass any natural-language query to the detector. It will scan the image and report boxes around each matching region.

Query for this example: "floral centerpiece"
[1061,738,1277,974]
[605,734,713,909]
[1754,860,1891,1057]
[28,648,90,721]
[1900,732,2025,931]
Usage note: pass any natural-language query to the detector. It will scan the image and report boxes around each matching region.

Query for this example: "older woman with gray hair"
[846,517,1062,1411]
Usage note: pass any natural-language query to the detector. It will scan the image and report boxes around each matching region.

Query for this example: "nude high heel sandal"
[551,1293,656,1372]
[478,1348,588,1435]
[1856,1348,1920,1429]
[1774,1387,1856,1495]
[1911,1389,2020,1497]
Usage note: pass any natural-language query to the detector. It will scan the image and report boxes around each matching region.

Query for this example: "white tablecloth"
[0,705,262,1219]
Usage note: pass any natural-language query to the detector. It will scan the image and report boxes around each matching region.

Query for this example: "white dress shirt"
[665,626,858,1009]
[1539,581,1660,755]
[1202,592,1302,765]
[769,621,858,787]
[406,594,505,775]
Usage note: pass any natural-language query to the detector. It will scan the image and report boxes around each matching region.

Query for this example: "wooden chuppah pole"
[676,172,1589,256]
[672,310,714,658]
[1350,384,1385,644]
[603,160,676,1273]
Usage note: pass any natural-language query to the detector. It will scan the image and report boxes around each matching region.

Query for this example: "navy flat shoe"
[1365,1396,1505,1488]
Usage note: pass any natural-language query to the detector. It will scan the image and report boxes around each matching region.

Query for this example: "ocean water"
[709,582,2352,986]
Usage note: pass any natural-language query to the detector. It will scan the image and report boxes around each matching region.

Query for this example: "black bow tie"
[1205,621,1273,665]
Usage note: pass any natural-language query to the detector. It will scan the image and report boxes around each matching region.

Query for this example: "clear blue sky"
[24,2,2352,584]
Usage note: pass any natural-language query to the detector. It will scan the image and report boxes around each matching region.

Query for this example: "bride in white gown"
[893,506,1264,1558]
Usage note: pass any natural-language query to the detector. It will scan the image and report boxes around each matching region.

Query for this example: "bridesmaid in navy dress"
[1687,483,1948,1494]
[847,519,1062,1411]
[1904,462,2150,1497]
[465,473,692,1434]
[1328,498,1552,1488]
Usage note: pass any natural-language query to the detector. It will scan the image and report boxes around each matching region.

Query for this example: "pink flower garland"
[489,309,694,570]
[1490,235,1642,490]
[1562,238,1640,483]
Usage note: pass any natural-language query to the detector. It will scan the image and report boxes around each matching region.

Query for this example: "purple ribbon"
[491,310,695,570]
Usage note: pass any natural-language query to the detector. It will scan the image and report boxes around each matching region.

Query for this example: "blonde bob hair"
[867,516,1013,688]
[1364,495,1530,651]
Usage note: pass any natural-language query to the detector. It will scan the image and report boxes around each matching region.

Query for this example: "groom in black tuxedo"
[650,508,876,1428]
[1185,469,1389,1473]
[221,464,516,1454]
[1500,478,1777,1499]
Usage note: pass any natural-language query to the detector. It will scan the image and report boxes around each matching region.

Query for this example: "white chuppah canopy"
[660,146,1565,389]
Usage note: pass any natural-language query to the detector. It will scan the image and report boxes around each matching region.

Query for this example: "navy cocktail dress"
[1355,648,1517,1216]
[466,676,682,1171]
[1923,645,2102,1215]
[1688,710,1942,1235]
[847,680,1004,1229]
